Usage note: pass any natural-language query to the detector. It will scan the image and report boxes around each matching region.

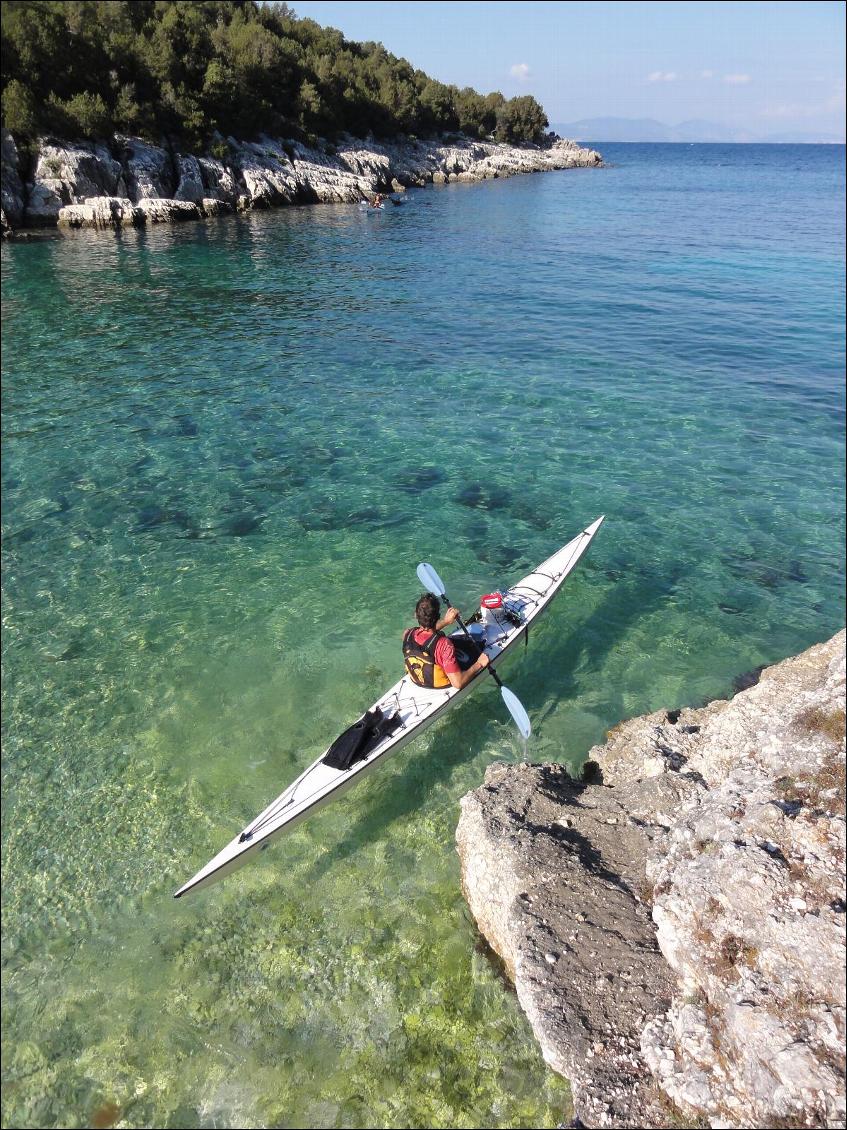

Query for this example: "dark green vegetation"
[1,0,550,148]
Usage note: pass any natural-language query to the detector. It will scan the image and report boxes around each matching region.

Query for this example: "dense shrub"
[1,0,549,146]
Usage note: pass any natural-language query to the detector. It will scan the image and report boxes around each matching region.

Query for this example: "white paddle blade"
[416,562,446,598]
[501,687,531,740]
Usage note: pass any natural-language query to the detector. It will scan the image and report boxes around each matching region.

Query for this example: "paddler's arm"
[436,606,461,631]
[446,651,490,690]
[437,607,491,688]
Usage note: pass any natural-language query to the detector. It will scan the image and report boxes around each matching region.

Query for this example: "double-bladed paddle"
[416,562,532,740]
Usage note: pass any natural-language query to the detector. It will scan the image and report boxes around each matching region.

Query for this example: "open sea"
[2,142,845,1129]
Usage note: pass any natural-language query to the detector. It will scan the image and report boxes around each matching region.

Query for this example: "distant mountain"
[551,117,845,144]
[671,119,757,143]
[761,130,846,144]
[552,117,678,142]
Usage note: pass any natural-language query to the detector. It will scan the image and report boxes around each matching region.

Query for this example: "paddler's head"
[415,592,440,629]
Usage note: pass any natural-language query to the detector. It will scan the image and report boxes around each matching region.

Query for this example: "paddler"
[402,593,490,690]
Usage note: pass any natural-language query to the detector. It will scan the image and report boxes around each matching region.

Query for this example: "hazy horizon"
[290,1,846,144]
[549,115,846,143]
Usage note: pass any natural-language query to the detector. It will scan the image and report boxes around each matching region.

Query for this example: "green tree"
[49,90,111,139]
[113,82,147,133]
[0,0,551,148]
[455,87,488,138]
[419,79,457,133]
[495,95,548,144]
[1,77,39,136]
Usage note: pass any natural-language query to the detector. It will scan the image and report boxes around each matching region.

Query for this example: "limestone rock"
[196,155,238,203]
[1,130,603,232]
[26,140,127,225]
[58,197,140,229]
[227,138,298,206]
[626,633,847,1129]
[1,129,25,231]
[457,762,691,1127]
[199,198,233,218]
[117,136,174,199]
[457,631,845,1128]
[174,154,205,203]
[135,198,200,224]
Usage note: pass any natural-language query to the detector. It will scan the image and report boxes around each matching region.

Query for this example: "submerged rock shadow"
[533,560,693,683]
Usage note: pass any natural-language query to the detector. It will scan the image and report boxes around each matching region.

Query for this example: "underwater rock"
[479,543,522,570]
[395,466,446,494]
[348,506,381,524]
[3,525,37,544]
[127,455,153,475]
[297,503,341,532]
[135,504,196,534]
[174,416,199,437]
[221,513,263,537]
[520,505,554,531]
[347,508,409,530]
[346,506,408,530]
[135,504,169,529]
[456,482,511,511]
[456,483,484,508]
[462,516,489,545]
[788,560,810,584]
[485,485,512,510]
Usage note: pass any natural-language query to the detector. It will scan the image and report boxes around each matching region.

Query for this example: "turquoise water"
[2,143,844,1129]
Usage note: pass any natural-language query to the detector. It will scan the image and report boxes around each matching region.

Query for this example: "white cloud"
[510,63,531,82]
[724,73,752,85]
[648,71,677,82]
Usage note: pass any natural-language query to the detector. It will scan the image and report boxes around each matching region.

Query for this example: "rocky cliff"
[0,130,601,234]
[456,631,846,1129]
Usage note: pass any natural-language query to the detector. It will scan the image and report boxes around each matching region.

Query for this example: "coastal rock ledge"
[0,129,601,234]
[456,630,846,1129]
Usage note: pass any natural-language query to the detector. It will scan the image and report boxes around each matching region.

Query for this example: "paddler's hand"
[442,606,460,625]
[476,652,490,669]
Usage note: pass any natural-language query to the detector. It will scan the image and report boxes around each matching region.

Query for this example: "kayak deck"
[174,517,604,898]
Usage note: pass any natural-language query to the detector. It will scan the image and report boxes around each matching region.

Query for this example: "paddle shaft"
[416,561,531,739]
[440,593,505,688]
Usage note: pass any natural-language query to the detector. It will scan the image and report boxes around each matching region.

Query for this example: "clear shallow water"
[2,143,844,1129]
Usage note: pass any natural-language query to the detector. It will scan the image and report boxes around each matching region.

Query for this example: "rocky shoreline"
[457,631,846,1129]
[0,129,601,235]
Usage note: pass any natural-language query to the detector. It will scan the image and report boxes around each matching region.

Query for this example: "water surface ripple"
[2,143,845,1129]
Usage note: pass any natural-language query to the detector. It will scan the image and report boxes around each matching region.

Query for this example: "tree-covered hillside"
[1,1,549,148]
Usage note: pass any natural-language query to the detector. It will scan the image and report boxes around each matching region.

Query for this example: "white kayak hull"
[174,516,604,898]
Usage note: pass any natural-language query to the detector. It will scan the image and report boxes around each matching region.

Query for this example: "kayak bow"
[174,516,604,898]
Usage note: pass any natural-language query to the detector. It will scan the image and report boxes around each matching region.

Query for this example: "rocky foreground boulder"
[456,631,846,1129]
[0,129,601,234]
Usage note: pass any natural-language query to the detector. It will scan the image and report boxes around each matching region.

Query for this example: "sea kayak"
[174,516,604,898]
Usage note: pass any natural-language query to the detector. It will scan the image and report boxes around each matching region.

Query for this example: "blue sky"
[289,2,846,138]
